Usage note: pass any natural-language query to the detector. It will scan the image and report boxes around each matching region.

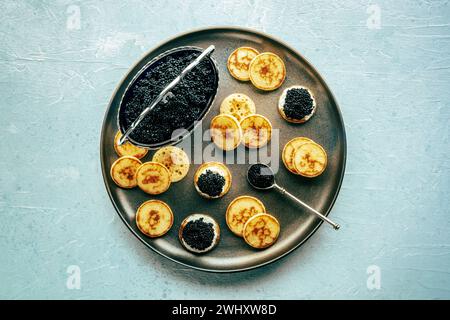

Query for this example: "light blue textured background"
[1,0,449,299]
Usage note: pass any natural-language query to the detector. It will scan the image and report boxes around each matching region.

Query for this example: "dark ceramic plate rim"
[100,26,347,273]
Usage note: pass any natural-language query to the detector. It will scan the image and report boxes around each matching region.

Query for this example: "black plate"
[100,27,346,272]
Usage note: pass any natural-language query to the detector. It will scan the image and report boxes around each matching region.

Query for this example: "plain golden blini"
[210,114,242,151]
[227,47,260,81]
[249,52,286,91]
[136,162,171,194]
[113,131,148,159]
[226,195,266,237]
[293,142,328,177]
[243,213,280,249]
[152,146,190,182]
[110,156,142,188]
[136,200,173,238]
[220,93,256,122]
[240,114,272,148]
[282,137,314,174]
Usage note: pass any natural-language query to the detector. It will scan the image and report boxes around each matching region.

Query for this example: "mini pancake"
[227,47,260,81]
[179,214,220,254]
[136,200,173,238]
[136,162,171,194]
[240,114,272,148]
[278,86,316,123]
[110,156,142,188]
[113,131,148,159]
[243,213,280,249]
[194,162,232,199]
[282,137,314,174]
[220,93,256,122]
[210,114,242,151]
[226,196,266,237]
[249,52,286,91]
[293,142,328,178]
[152,146,190,182]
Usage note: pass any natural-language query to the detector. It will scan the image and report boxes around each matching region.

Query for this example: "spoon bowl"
[246,163,276,190]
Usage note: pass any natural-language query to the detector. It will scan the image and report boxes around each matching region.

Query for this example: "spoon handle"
[274,184,340,230]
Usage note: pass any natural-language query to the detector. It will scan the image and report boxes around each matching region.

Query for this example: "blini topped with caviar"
[179,214,220,254]
[194,162,232,199]
[278,86,316,124]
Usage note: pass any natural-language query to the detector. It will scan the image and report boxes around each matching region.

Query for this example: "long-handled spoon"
[246,163,340,230]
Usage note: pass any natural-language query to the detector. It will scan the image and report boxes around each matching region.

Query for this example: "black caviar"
[197,170,225,197]
[119,49,218,145]
[247,163,275,189]
[283,88,314,120]
[182,217,215,250]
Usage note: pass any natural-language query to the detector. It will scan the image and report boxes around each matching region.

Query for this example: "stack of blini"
[282,137,327,178]
[110,133,190,194]
[211,93,273,150]
[226,195,280,249]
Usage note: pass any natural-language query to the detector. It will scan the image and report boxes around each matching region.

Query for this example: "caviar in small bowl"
[118,46,219,148]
